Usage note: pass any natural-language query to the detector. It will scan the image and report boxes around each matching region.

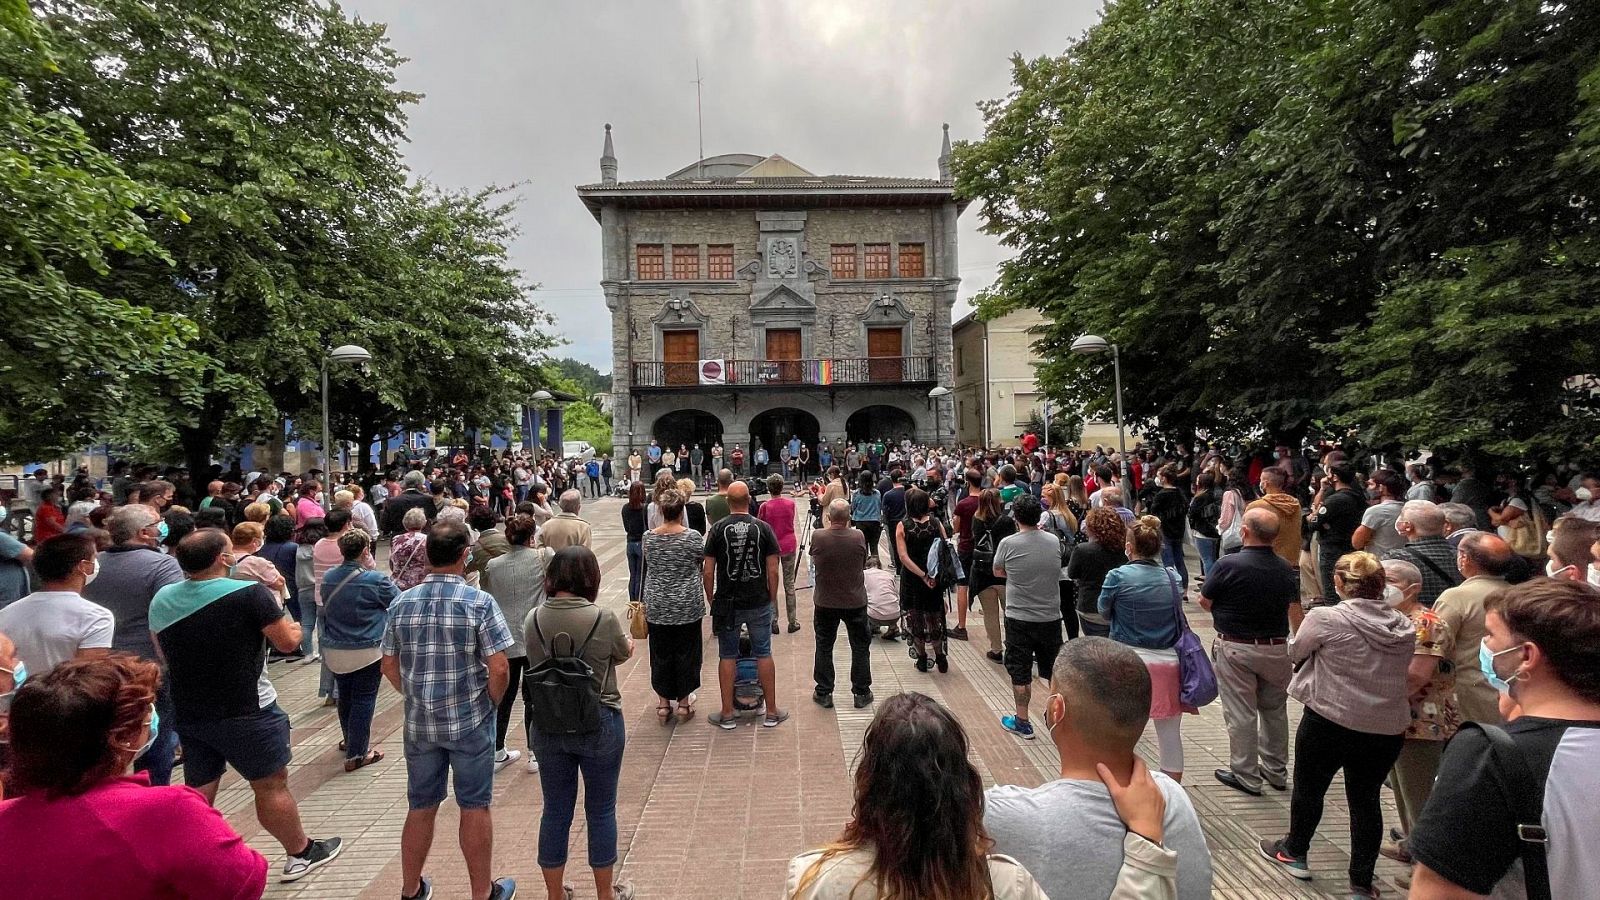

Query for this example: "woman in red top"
[0,656,268,898]
[30,487,66,544]
[757,475,801,633]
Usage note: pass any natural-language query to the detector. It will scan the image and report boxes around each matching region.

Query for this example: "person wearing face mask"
[984,637,1213,899]
[1544,515,1599,584]
[1259,551,1415,899]
[0,655,269,898]
[1406,578,1600,900]
[0,630,20,783]
[82,504,185,785]
[1376,560,1461,876]
[1387,501,1462,607]
[1429,532,1516,727]
[0,533,113,675]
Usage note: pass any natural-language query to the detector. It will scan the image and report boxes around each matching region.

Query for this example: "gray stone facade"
[577,130,965,462]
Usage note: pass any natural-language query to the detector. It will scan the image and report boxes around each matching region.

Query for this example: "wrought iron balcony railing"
[632,356,935,389]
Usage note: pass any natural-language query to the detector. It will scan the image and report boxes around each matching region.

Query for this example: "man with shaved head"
[985,637,1214,899]
[703,480,788,728]
[1431,531,1515,725]
[1197,506,1299,796]
[1388,500,1461,606]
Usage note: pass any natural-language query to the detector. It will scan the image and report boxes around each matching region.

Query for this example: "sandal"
[343,749,384,772]
[656,701,673,724]
[676,692,697,719]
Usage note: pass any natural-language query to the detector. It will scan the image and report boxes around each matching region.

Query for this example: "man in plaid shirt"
[382,520,516,900]
[1386,501,1462,607]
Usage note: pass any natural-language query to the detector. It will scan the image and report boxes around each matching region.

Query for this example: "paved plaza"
[216,496,1412,898]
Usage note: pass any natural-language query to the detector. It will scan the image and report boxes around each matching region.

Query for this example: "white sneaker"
[526,753,540,774]
[494,748,520,772]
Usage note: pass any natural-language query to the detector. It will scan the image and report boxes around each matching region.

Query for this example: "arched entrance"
[652,409,723,457]
[846,405,918,445]
[747,407,821,477]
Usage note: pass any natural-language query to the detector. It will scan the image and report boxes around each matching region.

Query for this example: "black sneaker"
[487,877,517,900]
[915,657,934,672]
[1214,768,1262,796]
[1258,838,1311,881]
[935,653,949,673]
[853,691,874,708]
[787,621,801,633]
[986,650,1004,664]
[813,692,834,709]
[281,836,343,882]
[402,875,433,900]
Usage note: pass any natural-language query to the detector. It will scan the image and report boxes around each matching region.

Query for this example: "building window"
[707,244,734,280]
[636,244,664,280]
[864,243,891,279]
[671,244,700,280]
[956,346,965,376]
[830,244,857,279]
[898,243,925,278]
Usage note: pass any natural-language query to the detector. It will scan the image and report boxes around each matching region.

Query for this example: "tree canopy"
[2,0,557,469]
[955,0,1600,466]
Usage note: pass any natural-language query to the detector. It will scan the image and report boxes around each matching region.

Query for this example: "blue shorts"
[403,716,496,810]
[716,605,773,660]
[178,703,293,787]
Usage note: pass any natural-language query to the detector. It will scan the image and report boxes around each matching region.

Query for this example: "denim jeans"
[1194,537,1219,578]
[625,539,644,603]
[332,660,382,759]
[315,606,335,699]
[1160,540,1190,589]
[530,706,626,869]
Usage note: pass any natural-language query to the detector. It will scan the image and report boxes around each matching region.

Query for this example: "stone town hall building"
[577,125,966,462]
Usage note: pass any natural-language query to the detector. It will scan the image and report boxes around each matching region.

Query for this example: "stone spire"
[600,123,617,185]
[938,122,952,181]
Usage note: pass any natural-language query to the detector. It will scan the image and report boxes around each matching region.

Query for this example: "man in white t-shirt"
[0,533,113,673]
[985,637,1213,899]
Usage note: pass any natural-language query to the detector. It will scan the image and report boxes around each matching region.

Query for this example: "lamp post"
[928,385,951,449]
[321,344,372,508]
[529,390,553,464]
[1070,333,1125,460]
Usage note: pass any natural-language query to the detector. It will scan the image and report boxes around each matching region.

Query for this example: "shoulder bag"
[1458,722,1551,900]
[1165,568,1218,708]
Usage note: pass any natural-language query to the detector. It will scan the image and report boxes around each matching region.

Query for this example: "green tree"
[550,358,612,403]
[1334,0,1600,464]
[0,0,198,461]
[28,0,417,471]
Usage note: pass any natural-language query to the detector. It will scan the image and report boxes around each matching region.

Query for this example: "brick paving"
[209,495,1411,898]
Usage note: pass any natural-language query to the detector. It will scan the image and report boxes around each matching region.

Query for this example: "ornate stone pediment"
[751,284,813,311]
[651,294,709,326]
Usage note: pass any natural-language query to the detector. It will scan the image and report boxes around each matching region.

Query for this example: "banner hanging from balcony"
[698,359,726,385]
[807,359,833,385]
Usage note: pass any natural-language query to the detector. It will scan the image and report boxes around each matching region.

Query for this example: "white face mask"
[83,557,100,586]
[1588,564,1600,589]
[1547,559,1575,580]
[1383,584,1408,608]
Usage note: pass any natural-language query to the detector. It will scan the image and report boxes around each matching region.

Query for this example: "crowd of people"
[0,436,1596,899]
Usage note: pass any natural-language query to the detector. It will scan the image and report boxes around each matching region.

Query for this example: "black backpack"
[523,607,604,735]
[1040,512,1077,567]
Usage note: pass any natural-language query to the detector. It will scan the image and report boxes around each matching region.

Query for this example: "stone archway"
[845,404,919,445]
[651,409,724,458]
[746,407,821,478]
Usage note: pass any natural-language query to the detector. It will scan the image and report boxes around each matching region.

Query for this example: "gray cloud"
[344,1,1100,370]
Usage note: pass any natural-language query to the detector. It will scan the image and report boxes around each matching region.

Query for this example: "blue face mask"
[0,660,27,716]
[1479,638,1525,695]
[133,707,160,760]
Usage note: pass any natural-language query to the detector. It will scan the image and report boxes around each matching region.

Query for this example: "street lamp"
[1070,333,1125,459]
[928,385,951,448]
[321,343,371,508]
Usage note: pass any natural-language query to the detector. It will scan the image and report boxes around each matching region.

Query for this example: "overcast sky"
[343,0,1102,372]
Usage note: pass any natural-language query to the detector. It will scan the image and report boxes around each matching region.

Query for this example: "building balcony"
[631,356,935,391]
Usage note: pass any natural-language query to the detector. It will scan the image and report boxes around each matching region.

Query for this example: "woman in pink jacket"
[0,655,268,898]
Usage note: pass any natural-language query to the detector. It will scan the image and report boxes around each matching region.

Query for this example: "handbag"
[627,600,649,640]
[1219,491,1244,552]
[1165,568,1218,708]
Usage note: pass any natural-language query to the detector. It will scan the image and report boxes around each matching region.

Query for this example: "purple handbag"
[1166,568,1218,708]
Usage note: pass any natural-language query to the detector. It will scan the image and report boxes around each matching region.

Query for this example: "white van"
[563,441,595,461]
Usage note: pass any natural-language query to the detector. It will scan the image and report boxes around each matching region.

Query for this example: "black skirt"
[647,619,703,700]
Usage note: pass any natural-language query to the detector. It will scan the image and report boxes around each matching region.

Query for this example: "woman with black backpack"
[523,546,637,900]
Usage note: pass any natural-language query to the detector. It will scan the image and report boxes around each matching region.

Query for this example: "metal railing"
[632,356,935,388]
